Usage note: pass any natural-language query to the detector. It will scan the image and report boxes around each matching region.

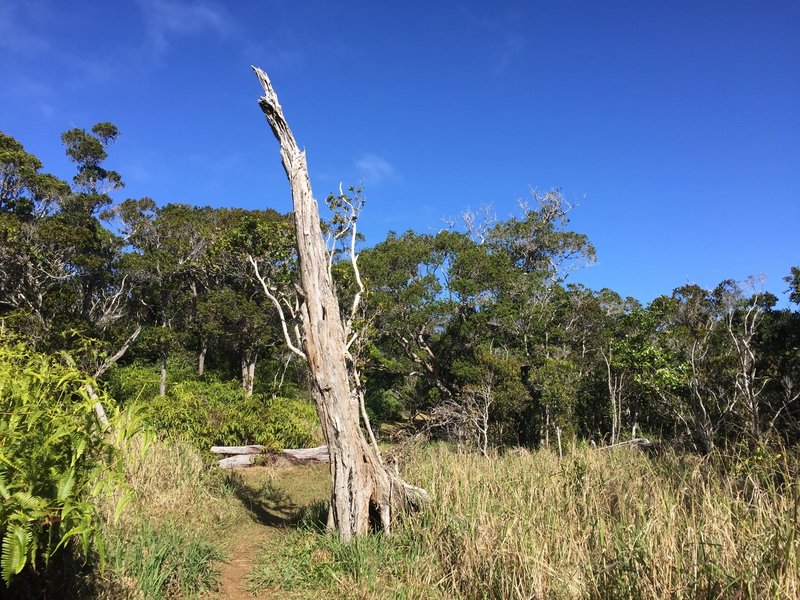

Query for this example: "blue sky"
[2,0,798,303]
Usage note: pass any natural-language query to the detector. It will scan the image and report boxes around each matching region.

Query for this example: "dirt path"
[214,464,330,600]
[217,520,276,600]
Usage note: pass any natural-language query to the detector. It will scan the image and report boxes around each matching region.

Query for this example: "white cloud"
[0,0,50,53]
[495,33,526,75]
[457,7,527,76]
[137,0,233,56]
[354,153,398,185]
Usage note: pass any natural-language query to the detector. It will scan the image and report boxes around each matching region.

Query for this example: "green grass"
[90,437,245,599]
[246,528,424,599]
[104,523,224,600]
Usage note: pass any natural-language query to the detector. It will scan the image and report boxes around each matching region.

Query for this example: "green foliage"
[786,266,800,306]
[529,356,580,434]
[125,374,320,450]
[90,436,254,599]
[0,132,69,217]
[106,523,223,599]
[0,336,139,586]
[60,122,123,208]
[247,529,419,596]
[4,123,800,464]
[106,359,163,401]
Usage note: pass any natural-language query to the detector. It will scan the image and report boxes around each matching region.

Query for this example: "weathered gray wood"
[210,445,266,455]
[215,445,330,468]
[252,66,427,540]
[90,325,142,426]
[284,446,329,462]
[211,445,329,459]
[218,455,257,469]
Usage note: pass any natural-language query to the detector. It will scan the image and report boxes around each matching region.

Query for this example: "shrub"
[138,379,320,451]
[0,337,138,586]
[93,437,240,599]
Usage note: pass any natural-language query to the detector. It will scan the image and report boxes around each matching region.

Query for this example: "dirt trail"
[217,521,275,600]
[214,464,330,600]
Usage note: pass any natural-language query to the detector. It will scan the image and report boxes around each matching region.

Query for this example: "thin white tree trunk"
[253,66,426,540]
[90,326,142,426]
[198,340,207,376]
[248,353,257,396]
[159,351,167,397]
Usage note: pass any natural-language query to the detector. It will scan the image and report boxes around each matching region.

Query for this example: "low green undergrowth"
[103,523,223,600]
[144,383,320,451]
[91,437,242,599]
[110,361,321,452]
[246,528,423,599]
[0,337,143,591]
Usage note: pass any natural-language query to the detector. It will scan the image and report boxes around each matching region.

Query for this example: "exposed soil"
[217,521,274,600]
[214,464,330,600]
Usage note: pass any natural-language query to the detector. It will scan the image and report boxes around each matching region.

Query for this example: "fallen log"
[284,446,330,462]
[218,455,260,469]
[213,445,330,469]
[599,437,653,451]
[210,445,266,455]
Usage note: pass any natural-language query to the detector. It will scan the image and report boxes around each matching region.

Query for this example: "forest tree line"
[2,123,799,454]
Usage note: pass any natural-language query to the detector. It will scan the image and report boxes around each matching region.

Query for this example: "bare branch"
[461,203,496,245]
[94,326,142,379]
[247,254,306,360]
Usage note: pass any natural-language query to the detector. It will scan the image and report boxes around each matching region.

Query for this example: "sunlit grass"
[249,443,800,599]
[92,437,238,598]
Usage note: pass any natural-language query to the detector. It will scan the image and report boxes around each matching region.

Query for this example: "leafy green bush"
[138,379,320,450]
[0,338,137,586]
[108,358,321,451]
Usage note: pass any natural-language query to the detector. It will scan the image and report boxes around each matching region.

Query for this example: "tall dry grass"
[247,443,798,599]
[92,437,240,598]
[396,444,799,599]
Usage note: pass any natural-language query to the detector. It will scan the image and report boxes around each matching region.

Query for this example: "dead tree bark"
[212,444,330,468]
[90,326,142,426]
[197,339,207,376]
[241,351,257,397]
[253,66,427,540]
[159,350,167,397]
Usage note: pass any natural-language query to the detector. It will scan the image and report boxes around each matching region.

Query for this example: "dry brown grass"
[101,438,799,599]
[397,444,800,599]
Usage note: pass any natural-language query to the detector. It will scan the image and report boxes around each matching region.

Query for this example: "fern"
[56,469,76,502]
[0,335,136,586]
[1,525,30,583]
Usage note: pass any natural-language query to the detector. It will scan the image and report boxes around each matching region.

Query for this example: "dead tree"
[89,325,142,426]
[252,66,427,540]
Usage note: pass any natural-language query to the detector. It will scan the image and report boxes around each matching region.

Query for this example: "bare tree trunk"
[272,353,292,396]
[159,350,167,397]
[544,406,550,448]
[248,354,257,396]
[253,66,426,540]
[198,339,207,377]
[241,351,257,397]
[90,326,142,425]
[556,425,563,460]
